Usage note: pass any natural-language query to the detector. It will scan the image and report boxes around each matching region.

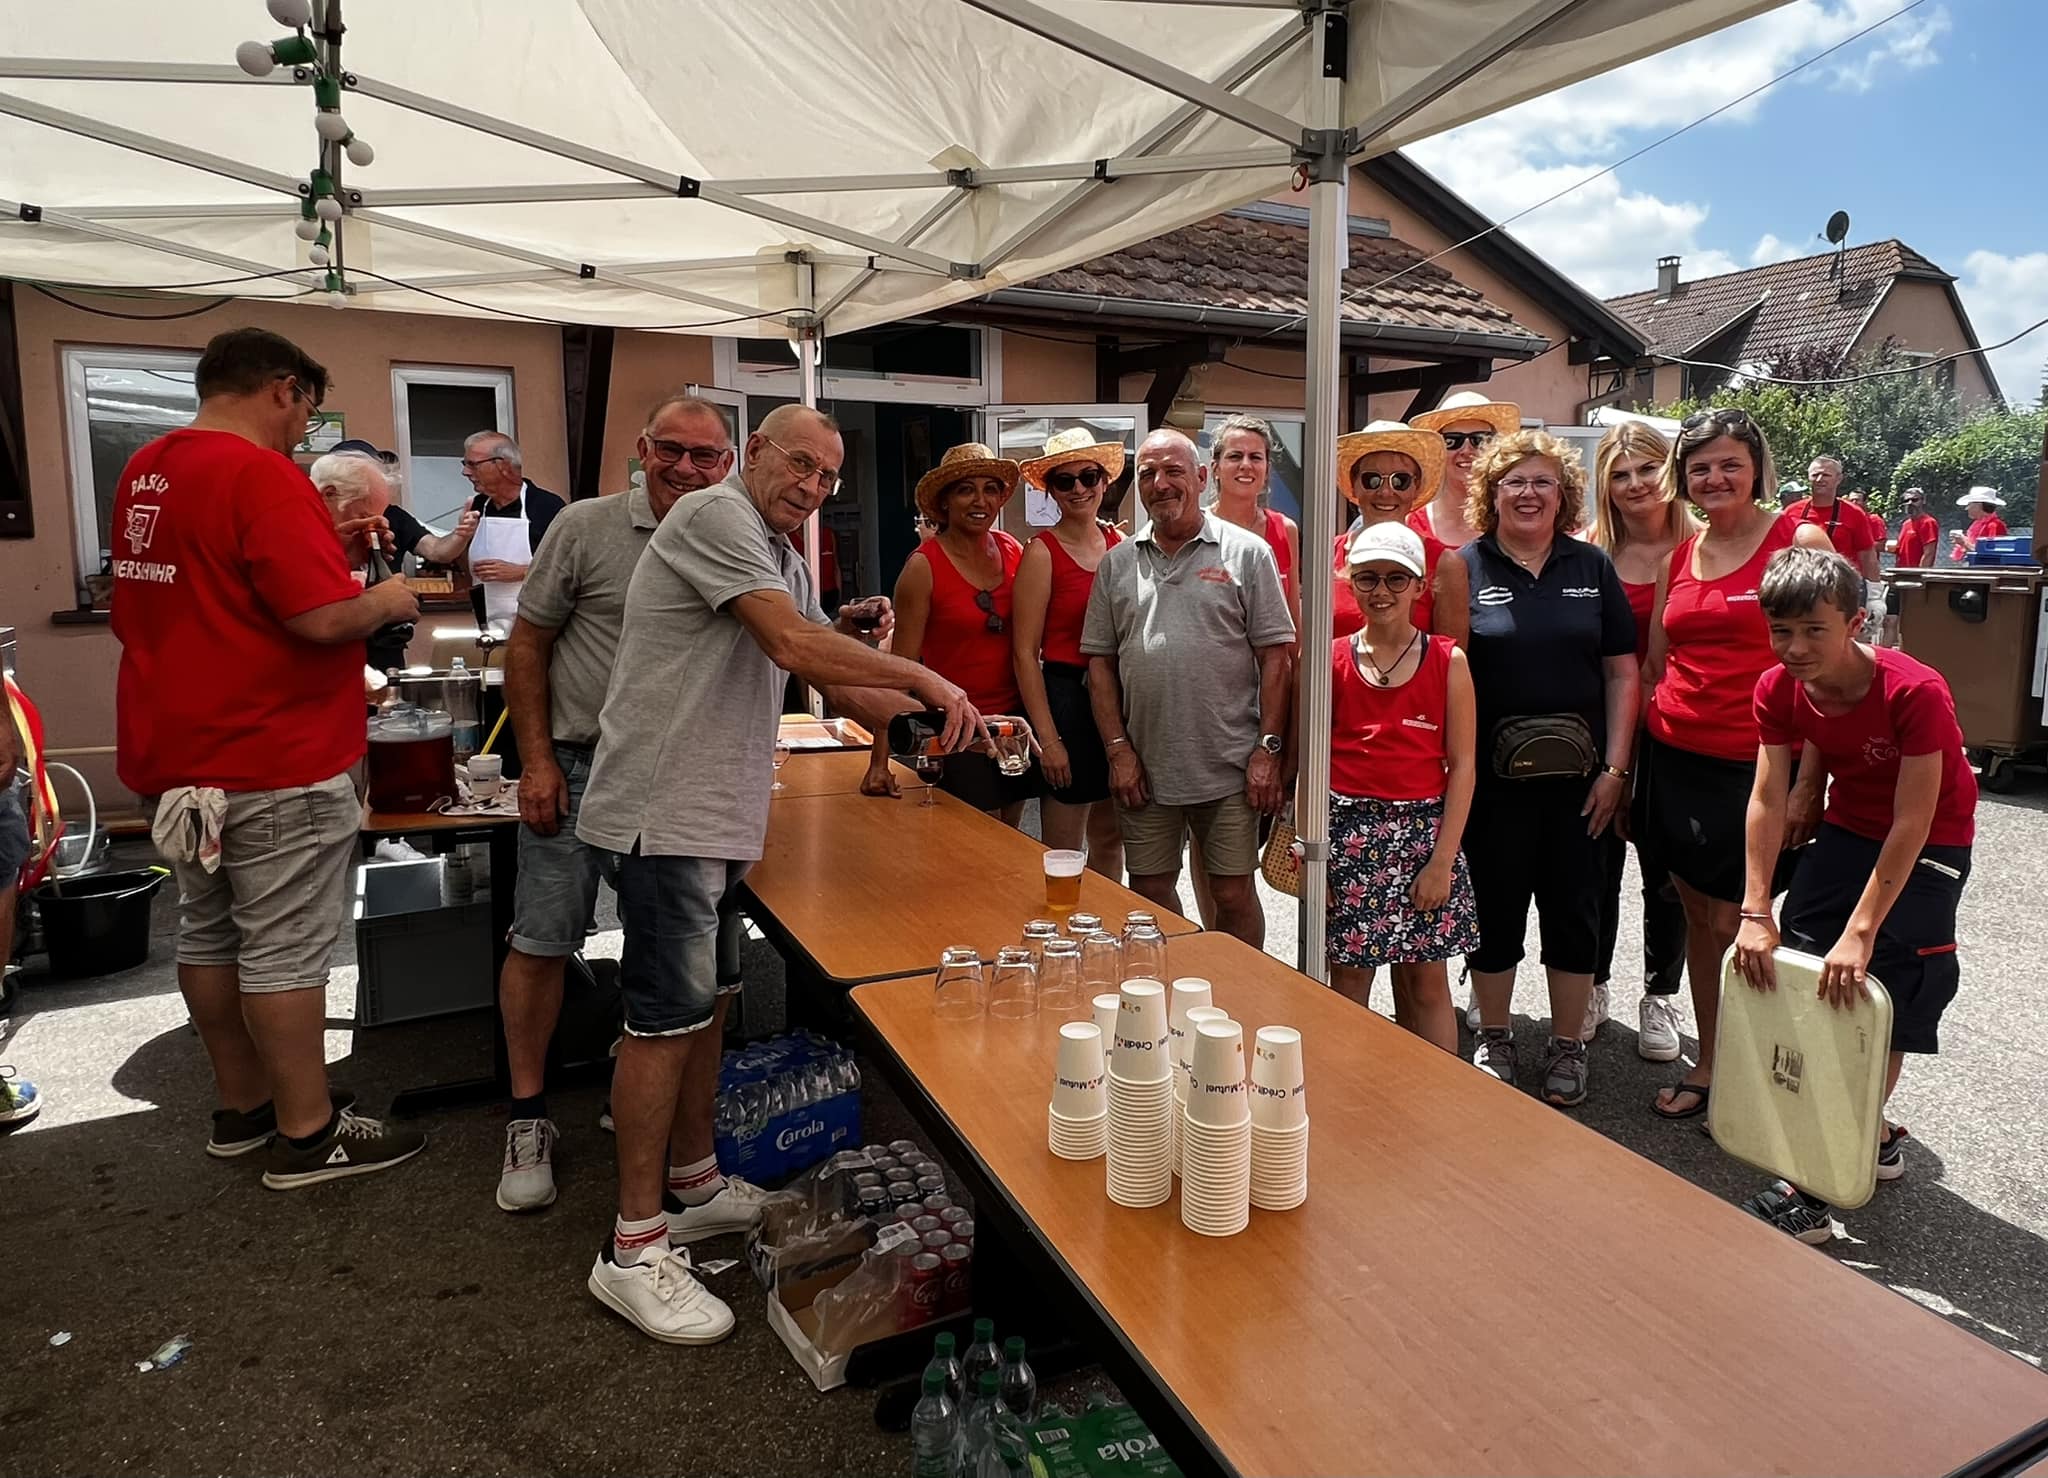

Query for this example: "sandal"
[1651,1082,1709,1119]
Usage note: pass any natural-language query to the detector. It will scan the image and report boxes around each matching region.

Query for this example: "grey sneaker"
[208,1088,358,1159]
[1578,983,1609,1043]
[1470,1027,1518,1085]
[260,1108,426,1190]
[1541,1036,1589,1107]
[1743,1180,1835,1244]
[496,1117,559,1212]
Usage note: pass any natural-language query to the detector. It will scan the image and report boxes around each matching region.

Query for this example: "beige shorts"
[1117,792,1260,879]
[164,772,360,994]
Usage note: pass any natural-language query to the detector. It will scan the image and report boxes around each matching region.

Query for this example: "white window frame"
[714,326,997,407]
[981,401,1151,536]
[390,365,515,510]
[683,384,748,462]
[62,344,200,589]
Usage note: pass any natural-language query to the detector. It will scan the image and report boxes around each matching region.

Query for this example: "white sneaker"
[1578,982,1610,1043]
[1464,998,1481,1033]
[496,1117,558,1212]
[587,1245,735,1345]
[1638,993,1684,1062]
[666,1176,772,1244]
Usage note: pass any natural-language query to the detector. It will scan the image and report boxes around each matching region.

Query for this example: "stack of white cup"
[1105,980,1173,1208]
[1091,993,1121,1070]
[1249,1025,1308,1210]
[1165,979,1213,1177]
[1048,1022,1108,1160]
[1179,1019,1251,1236]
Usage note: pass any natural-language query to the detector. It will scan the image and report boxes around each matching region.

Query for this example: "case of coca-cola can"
[939,1241,973,1314]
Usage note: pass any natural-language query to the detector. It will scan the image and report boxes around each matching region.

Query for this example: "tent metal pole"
[796,258,830,718]
[0,59,288,85]
[0,90,303,197]
[1345,0,1596,149]
[0,196,317,285]
[58,202,299,220]
[815,189,967,325]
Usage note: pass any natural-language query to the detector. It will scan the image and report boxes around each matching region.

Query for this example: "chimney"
[1656,255,1682,297]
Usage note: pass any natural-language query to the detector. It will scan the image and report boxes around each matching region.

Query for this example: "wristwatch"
[1256,733,1284,757]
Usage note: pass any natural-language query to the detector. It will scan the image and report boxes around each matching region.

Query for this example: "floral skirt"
[1326,793,1482,969]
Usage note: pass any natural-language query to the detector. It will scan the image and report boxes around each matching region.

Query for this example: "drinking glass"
[932,947,986,1021]
[984,716,1033,778]
[913,750,943,807]
[1080,930,1122,998]
[1039,937,1084,1012]
[1020,919,1060,967]
[987,946,1039,1020]
[1066,912,1103,940]
[771,737,793,791]
[1041,848,1085,920]
[1123,917,1168,983]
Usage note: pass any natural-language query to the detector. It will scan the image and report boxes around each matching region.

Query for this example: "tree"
[1891,406,2045,535]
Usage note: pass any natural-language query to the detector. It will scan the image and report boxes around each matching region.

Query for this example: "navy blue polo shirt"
[1459,533,1637,750]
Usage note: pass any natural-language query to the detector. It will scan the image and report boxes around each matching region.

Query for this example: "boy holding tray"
[1731,547,1977,1242]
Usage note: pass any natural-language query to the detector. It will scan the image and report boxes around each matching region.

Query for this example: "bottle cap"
[924,1368,946,1394]
[973,1317,995,1340]
[1004,1335,1025,1359]
[934,1332,955,1356]
[979,1369,999,1394]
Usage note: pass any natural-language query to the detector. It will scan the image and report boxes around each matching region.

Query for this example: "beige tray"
[1708,946,1893,1209]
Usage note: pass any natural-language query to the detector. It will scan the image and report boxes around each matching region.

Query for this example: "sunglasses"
[973,588,1004,633]
[1440,431,1494,451]
[1349,571,1416,593]
[1045,467,1107,493]
[1353,470,1416,494]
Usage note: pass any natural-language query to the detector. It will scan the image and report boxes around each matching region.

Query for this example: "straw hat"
[913,442,1021,520]
[1334,421,1444,511]
[1411,390,1521,439]
[1958,486,2007,509]
[1018,426,1127,490]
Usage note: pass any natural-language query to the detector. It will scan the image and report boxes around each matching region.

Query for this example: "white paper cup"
[466,753,503,784]
[1167,977,1213,1054]
[1091,994,1121,1063]
[1186,1020,1248,1124]
[1250,1025,1307,1130]
[1179,1005,1230,1099]
[1051,1023,1108,1117]
[1112,980,1171,1082]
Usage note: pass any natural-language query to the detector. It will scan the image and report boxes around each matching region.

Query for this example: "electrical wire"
[1651,315,2048,388]
[29,282,319,320]
[344,269,803,331]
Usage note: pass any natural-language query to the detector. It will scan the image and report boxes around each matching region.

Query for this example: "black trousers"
[1594,831,1688,995]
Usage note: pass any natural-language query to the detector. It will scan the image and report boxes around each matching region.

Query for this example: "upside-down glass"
[1021,919,1060,966]
[932,947,986,1021]
[987,946,1039,1020]
[1039,937,1084,1012]
[1123,915,1168,983]
[771,737,793,791]
[1066,912,1103,940]
[1080,930,1122,998]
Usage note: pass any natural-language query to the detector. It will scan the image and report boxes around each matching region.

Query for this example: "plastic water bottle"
[957,1369,1001,1478]
[961,1318,1002,1396]
[910,1368,958,1478]
[924,1330,964,1407]
[997,1336,1037,1422]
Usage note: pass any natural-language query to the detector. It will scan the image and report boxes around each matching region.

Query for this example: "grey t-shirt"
[515,483,658,746]
[1080,512,1293,806]
[576,475,827,860]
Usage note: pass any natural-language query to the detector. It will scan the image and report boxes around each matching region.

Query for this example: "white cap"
[1958,486,2006,508]
[1344,521,1427,575]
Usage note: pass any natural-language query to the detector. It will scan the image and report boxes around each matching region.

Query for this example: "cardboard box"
[761,1222,916,1392]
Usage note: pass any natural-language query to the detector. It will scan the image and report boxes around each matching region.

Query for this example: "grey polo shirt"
[576,474,827,860]
[1080,511,1293,806]
[515,483,659,746]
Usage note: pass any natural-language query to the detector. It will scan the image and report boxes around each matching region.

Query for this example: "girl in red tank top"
[1331,422,1463,644]
[1208,416,1302,639]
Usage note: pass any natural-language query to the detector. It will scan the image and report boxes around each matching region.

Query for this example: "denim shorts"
[509,743,617,957]
[615,851,751,1037]
[1,775,30,884]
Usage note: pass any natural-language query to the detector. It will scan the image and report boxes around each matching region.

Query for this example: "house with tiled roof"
[1602,241,2000,408]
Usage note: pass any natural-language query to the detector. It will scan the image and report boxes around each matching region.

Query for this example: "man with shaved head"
[575,402,983,1344]
[1081,428,1295,946]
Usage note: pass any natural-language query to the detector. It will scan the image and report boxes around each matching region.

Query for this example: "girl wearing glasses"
[1011,429,1128,876]
[1207,414,1303,641]
[1323,520,1479,1053]
[1330,421,1468,646]
[1640,408,1833,1121]
[1409,392,1521,553]
[863,442,1038,823]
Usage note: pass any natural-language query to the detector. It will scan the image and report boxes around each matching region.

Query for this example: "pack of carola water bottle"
[712,1031,864,1183]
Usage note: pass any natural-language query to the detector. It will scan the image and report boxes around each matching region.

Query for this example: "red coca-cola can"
[938,1205,971,1229]
[904,1252,944,1325]
[921,1193,955,1215]
[909,1215,942,1236]
[952,1218,974,1244]
[939,1241,972,1314]
[920,1229,953,1253]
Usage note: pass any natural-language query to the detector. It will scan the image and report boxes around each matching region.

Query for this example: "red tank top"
[1648,513,1798,762]
[1332,528,1441,639]
[1037,524,1122,668]
[1330,633,1453,801]
[917,532,1024,715]
[1260,507,1296,608]
[1623,579,1655,665]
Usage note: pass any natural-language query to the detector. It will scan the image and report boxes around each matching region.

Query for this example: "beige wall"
[997,330,1097,404]
[599,331,718,494]
[3,292,569,818]
[1858,280,1998,406]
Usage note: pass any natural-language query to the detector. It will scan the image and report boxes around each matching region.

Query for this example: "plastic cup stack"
[1105,980,1172,1208]
[1091,993,1121,1070]
[1173,1000,1227,1178]
[1048,1022,1108,1161]
[1179,1020,1251,1237]
[1249,1025,1308,1211]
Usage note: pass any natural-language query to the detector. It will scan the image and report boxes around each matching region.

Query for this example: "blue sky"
[1408,0,2047,405]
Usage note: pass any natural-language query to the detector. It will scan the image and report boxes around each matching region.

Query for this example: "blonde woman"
[1589,422,1694,1063]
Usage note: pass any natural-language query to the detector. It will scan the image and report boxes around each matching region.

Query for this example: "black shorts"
[1781,823,1970,1054]
[1635,733,1754,904]
[939,750,1041,813]
[1041,661,1111,806]
[1463,776,1606,975]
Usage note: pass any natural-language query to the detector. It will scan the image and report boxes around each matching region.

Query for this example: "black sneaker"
[1876,1123,1908,1182]
[1743,1179,1834,1244]
[260,1109,426,1190]
[208,1088,359,1159]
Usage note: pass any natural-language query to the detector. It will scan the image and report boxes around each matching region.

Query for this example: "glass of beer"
[1042,849,1085,920]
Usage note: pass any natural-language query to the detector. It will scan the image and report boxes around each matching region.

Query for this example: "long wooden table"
[770,749,916,799]
[742,783,1198,985]
[850,929,2048,1478]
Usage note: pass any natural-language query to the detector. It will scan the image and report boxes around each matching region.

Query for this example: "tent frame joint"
[17,203,40,223]
[1296,127,1354,184]
[946,168,976,189]
[948,261,981,280]
[677,175,701,199]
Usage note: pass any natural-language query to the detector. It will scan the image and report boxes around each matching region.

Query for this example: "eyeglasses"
[644,437,731,470]
[973,588,1004,634]
[1440,431,1494,451]
[1498,476,1560,495]
[762,435,841,494]
[1349,571,1416,593]
[461,454,507,472]
[276,374,321,410]
[1045,467,1107,493]
[1681,408,1758,435]
[1353,470,1416,493]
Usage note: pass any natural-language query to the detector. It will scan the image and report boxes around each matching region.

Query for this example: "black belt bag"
[1491,714,1598,780]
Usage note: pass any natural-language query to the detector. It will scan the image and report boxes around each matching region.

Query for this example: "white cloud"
[1956,251,2048,407]
[1749,233,1806,267]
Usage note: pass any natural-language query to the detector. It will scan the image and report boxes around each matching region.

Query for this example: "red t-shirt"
[1037,524,1121,667]
[1332,527,1442,639]
[1894,513,1939,567]
[1623,579,1656,665]
[1330,633,1453,801]
[111,428,366,795]
[1862,509,1888,547]
[1648,514,1799,762]
[1754,647,1976,847]
[1968,514,2009,545]
[1782,497,1873,559]
[916,532,1024,715]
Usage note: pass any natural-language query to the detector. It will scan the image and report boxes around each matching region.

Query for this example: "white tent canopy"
[0,0,1788,975]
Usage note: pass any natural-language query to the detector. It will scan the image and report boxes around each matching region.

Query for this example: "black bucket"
[32,868,165,979]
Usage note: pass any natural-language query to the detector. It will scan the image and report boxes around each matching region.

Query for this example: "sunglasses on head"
[973,588,1004,633]
[1349,570,1415,593]
[1440,431,1494,451]
[1681,407,1758,436]
[1353,470,1416,494]
[1045,467,1106,493]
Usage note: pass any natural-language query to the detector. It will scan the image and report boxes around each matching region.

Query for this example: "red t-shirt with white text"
[1754,646,1976,847]
[111,428,366,795]
[1782,497,1873,560]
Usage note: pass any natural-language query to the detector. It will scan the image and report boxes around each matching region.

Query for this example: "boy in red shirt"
[113,327,425,1188]
[1732,547,1975,1242]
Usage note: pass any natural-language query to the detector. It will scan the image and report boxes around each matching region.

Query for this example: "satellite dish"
[1824,210,1851,245]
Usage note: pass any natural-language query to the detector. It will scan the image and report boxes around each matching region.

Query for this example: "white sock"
[612,1212,668,1266]
[667,1154,724,1207]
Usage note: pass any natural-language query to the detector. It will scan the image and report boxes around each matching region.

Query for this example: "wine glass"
[913,750,943,807]
[771,737,793,791]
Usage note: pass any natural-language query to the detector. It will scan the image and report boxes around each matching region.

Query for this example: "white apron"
[467,502,530,635]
